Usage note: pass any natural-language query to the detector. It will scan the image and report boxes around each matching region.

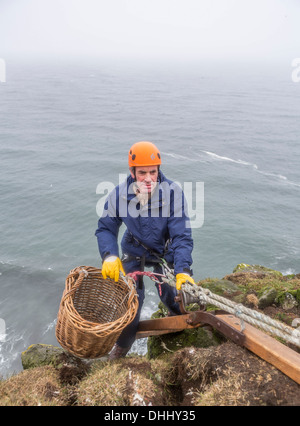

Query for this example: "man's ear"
[129,167,135,179]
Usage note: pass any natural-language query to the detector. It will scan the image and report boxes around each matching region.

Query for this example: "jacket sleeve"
[95,187,123,260]
[167,185,194,276]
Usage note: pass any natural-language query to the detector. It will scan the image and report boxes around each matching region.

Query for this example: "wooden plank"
[136,314,200,339]
[136,311,300,384]
[216,313,300,385]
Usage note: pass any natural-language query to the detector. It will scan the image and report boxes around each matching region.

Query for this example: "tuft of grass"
[77,362,128,406]
[193,370,249,406]
[0,366,65,406]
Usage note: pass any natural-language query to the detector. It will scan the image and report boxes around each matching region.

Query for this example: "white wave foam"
[129,337,147,356]
[0,259,18,265]
[202,150,258,168]
[283,268,296,275]
[201,150,300,188]
[140,306,156,321]
[257,170,287,180]
[0,329,25,377]
[161,151,203,162]
[256,170,300,187]
[42,319,57,336]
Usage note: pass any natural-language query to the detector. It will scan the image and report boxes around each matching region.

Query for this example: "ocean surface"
[0,57,299,377]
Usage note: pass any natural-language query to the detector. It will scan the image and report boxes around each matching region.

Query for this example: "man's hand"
[102,256,125,282]
[176,273,195,291]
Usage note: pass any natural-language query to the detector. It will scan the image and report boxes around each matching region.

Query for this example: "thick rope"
[122,265,300,348]
[181,282,300,348]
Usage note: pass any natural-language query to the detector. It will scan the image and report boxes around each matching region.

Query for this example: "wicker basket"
[55,266,138,359]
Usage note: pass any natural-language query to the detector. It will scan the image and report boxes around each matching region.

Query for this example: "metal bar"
[187,310,245,346]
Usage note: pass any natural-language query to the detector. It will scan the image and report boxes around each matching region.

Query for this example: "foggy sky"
[0,0,299,62]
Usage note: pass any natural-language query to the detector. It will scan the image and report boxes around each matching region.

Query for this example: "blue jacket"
[95,171,193,276]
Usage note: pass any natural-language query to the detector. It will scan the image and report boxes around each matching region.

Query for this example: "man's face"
[130,166,159,194]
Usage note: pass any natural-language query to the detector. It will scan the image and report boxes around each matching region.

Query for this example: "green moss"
[21,344,64,370]
[232,263,283,277]
[276,292,298,310]
[147,327,221,359]
[201,279,240,296]
[290,289,300,303]
[151,302,169,319]
[233,263,252,272]
[276,291,290,305]
[232,278,299,299]
[258,288,278,309]
[285,274,296,280]
[274,312,293,326]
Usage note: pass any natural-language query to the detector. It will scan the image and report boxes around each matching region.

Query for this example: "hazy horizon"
[1,0,299,65]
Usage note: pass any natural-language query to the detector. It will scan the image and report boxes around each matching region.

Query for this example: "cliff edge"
[1,264,300,406]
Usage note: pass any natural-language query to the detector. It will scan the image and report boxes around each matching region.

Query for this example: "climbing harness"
[121,230,175,293]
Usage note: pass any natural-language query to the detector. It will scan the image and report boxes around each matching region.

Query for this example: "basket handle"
[61,267,88,303]
[61,267,138,307]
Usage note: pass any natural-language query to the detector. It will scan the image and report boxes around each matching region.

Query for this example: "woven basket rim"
[55,265,139,358]
[60,266,138,333]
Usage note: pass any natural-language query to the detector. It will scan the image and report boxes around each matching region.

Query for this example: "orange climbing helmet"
[128,141,162,167]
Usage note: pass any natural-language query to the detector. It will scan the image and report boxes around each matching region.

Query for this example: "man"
[95,141,195,359]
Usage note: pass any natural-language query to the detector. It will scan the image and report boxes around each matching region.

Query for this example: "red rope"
[127,271,164,296]
[127,270,158,281]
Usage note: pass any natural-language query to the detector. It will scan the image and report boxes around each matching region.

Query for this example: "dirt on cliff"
[2,341,299,406]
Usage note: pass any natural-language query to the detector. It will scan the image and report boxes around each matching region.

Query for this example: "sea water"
[0,58,299,377]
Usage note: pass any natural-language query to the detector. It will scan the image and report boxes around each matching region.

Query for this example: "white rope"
[181,282,300,348]
[121,262,299,348]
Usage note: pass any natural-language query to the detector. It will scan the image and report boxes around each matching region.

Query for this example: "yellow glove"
[176,273,195,291]
[102,256,125,282]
